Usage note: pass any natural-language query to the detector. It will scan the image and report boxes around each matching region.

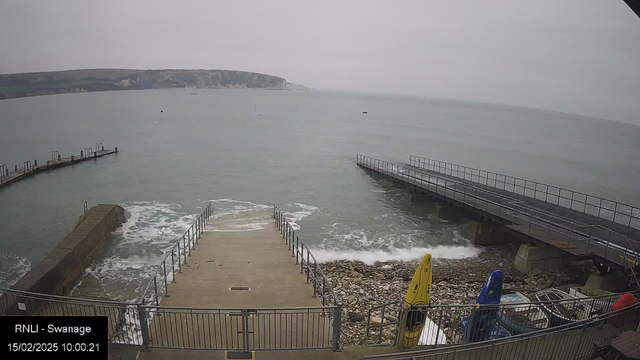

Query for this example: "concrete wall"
[10,204,125,296]
[513,243,574,274]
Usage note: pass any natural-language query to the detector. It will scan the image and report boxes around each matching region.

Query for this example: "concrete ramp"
[159,225,318,308]
[146,222,333,350]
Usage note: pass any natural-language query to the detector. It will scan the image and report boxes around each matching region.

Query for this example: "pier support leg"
[585,273,628,292]
[434,204,464,221]
[514,243,572,274]
[468,221,505,246]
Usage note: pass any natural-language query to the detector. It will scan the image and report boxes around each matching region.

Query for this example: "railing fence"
[273,205,342,351]
[140,203,213,306]
[0,202,342,352]
[408,155,640,230]
[366,289,639,348]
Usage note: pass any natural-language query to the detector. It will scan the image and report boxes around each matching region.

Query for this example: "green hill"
[0,69,297,100]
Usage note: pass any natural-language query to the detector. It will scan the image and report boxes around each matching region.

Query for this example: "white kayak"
[417,317,447,345]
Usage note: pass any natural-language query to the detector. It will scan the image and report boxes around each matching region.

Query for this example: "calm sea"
[1,89,639,300]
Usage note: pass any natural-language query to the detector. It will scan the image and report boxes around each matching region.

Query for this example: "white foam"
[313,245,483,264]
[71,201,198,300]
[206,199,273,232]
[0,254,32,288]
[282,203,318,230]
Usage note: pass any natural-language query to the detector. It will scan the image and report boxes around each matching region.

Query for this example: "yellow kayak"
[400,253,432,346]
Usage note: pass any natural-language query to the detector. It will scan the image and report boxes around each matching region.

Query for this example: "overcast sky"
[1,0,639,124]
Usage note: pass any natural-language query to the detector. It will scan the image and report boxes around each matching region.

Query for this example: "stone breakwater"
[322,244,595,346]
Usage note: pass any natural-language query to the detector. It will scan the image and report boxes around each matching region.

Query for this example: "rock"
[382,329,394,340]
[370,316,383,325]
[384,314,398,322]
[527,269,542,277]
[348,312,365,322]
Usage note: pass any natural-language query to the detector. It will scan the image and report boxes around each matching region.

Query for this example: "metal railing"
[366,289,639,347]
[0,288,146,346]
[1,202,343,352]
[363,302,640,360]
[142,305,338,351]
[357,155,640,271]
[140,203,213,306]
[409,155,640,230]
[273,205,340,308]
[0,164,8,185]
[273,205,342,351]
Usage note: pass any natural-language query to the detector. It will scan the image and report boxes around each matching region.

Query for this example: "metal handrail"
[364,301,640,359]
[357,155,640,268]
[409,155,640,230]
[139,203,213,305]
[0,287,135,306]
[0,164,8,184]
[372,288,640,313]
[273,205,339,307]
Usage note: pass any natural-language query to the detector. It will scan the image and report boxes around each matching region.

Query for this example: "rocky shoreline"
[322,243,595,346]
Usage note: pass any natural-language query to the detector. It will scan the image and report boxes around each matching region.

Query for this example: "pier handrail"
[357,155,640,268]
[409,155,640,230]
[364,301,640,359]
[273,205,340,307]
[365,288,640,345]
[139,203,213,305]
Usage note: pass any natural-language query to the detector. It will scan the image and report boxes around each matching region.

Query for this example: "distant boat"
[417,317,447,345]
[190,92,198,95]
[499,289,549,334]
[400,254,433,346]
[362,111,368,114]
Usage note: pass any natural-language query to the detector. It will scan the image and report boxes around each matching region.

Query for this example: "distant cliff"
[0,69,308,100]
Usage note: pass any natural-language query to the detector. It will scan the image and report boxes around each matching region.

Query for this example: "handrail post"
[137,304,151,350]
[333,303,342,351]
[291,234,295,257]
[306,251,310,283]
[177,245,182,273]
[295,236,299,263]
[322,277,327,305]
[187,230,192,256]
[153,277,159,306]
[171,250,176,282]
[191,226,196,250]
[300,242,305,274]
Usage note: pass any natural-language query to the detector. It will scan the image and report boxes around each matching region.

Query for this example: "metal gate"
[143,306,339,351]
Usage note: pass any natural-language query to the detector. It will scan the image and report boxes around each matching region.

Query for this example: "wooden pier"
[0,145,118,189]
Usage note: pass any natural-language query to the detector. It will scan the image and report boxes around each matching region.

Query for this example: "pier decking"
[357,154,640,276]
[160,225,318,308]
[0,145,117,189]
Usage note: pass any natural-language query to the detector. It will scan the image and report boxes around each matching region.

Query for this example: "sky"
[1,0,639,124]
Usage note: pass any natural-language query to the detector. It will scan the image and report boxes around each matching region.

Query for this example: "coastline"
[323,243,595,346]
